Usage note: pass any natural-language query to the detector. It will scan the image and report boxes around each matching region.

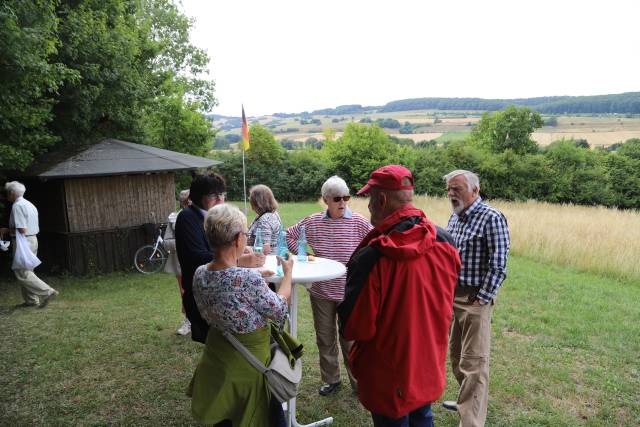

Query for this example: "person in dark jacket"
[337,165,461,426]
[176,173,266,343]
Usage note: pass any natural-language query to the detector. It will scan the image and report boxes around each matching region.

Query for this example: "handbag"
[12,232,41,271]
[223,325,303,403]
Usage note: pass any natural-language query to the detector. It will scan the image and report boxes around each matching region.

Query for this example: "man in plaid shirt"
[442,170,510,427]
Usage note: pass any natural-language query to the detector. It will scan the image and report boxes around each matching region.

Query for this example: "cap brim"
[356,183,372,196]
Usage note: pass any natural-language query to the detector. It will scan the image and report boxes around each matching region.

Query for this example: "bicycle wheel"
[134,245,167,274]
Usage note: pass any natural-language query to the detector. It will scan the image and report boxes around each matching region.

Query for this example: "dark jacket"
[338,204,460,418]
[176,205,212,343]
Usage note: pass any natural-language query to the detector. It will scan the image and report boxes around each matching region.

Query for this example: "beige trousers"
[13,235,54,305]
[449,288,494,427]
[309,294,356,389]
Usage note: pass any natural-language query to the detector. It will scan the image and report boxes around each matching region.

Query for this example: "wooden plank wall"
[38,226,148,275]
[64,174,175,232]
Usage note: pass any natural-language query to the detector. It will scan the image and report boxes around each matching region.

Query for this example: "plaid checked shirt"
[446,197,510,303]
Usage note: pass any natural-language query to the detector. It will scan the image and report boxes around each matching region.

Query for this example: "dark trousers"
[371,404,434,427]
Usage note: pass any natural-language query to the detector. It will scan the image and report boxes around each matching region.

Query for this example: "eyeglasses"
[332,196,351,203]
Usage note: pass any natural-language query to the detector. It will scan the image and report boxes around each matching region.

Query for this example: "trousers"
[13,236,54,305]
[449,287,494,427]
[309,294,356,389]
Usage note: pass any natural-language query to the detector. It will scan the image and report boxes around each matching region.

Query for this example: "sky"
[180,0,640,117]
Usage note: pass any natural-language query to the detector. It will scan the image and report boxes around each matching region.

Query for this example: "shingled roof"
[20,139,221,179]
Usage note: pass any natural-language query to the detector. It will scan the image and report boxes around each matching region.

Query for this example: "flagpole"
[241,104,250,215]
[242,148,247,214]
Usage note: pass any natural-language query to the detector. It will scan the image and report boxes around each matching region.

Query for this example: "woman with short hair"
[188,203,293,427]
[176,173,266,344]
[248,185,282,255]
[286,175,373,396]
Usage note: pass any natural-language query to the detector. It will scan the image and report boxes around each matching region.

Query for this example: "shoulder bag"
[223,326,302,403]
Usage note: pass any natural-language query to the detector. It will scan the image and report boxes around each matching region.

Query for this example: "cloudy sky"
[180,0,640,117]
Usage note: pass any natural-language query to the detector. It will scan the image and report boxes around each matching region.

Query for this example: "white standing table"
[264,255,346,427]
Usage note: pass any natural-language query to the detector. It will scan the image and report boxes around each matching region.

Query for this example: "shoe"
[38,290,58,308]
[176,318,191,336]
[14,302,38,309]
[318,382,341,396]
[442,400,458,412]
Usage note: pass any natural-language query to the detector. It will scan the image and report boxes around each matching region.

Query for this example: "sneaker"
[442,400,458,412]
[318,382,341,396]
[176,318,191,336]
[38,290,58,308]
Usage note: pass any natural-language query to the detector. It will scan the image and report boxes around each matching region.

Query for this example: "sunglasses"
[332,196,351,203]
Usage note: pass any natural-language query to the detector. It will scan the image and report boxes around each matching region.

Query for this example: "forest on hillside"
[299,92,640,116]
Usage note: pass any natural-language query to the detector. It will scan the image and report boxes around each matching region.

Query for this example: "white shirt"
[9,197,40,235]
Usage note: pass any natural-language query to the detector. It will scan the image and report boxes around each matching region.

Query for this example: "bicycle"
[134,222,169,274]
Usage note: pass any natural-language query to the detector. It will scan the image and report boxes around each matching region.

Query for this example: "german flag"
[241,105,250,151]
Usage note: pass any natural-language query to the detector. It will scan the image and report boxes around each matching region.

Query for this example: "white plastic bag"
[12,232,41,270]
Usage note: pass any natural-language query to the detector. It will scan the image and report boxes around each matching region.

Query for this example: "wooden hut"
[15,139,220,275]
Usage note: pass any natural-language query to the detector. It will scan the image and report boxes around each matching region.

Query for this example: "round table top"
[262,255,346,288]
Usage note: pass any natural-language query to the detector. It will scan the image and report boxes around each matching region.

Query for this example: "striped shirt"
[446,197,510,303]
[287,208,373,301]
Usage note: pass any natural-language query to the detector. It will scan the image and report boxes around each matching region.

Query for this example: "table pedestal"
[285,283,333,427]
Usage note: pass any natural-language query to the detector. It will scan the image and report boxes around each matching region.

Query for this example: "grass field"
[1,200,639,426]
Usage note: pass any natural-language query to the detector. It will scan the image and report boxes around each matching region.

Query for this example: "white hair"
[4,181,26,197]
[204,203,247,251]
[443,170,480,191]
[179,189,190,203]
[321,176,349,198]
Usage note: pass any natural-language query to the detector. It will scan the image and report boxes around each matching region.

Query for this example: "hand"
[472,299,487,306]
[260,269,275,278]
[263,242,271,255]
[277,254,294,276]
[238,251,265,268]
[243,246,254,254]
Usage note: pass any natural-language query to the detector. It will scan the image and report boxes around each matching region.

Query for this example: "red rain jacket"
[340,204,460,418]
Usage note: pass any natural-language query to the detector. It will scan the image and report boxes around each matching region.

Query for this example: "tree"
[617,138,640,160]
[0,0,76,171]
[323,123,400,192]
[471,106,543,155]
[246,124,285,165]
[0,0,217,173]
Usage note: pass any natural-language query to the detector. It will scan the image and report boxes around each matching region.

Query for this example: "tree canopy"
[0,0,215,173]
[471,106,543,155]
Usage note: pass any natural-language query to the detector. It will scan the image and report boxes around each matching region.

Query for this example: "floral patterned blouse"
[193,265,288,334]
[248,211,282,249]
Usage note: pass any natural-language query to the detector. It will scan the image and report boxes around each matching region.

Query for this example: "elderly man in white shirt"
[1,181,58,308]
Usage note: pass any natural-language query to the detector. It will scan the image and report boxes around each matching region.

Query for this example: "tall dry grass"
[348,196,640,281]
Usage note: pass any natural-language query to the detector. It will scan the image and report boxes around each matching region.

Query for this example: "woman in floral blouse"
[189,203,293,427]
[247,184,282,254]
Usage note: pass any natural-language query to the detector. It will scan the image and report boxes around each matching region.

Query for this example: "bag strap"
[222,331,269,374]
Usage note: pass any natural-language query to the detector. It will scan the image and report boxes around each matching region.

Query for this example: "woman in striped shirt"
[286,176,372,396]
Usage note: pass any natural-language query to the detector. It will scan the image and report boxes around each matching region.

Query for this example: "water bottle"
[297,225,307,262]
[276,226,287,276]
[253,228,263,254]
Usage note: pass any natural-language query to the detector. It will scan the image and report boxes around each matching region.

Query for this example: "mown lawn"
[2,257,638,426]
[1,200,639,426]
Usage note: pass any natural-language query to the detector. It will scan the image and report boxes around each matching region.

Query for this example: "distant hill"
[271,92,640,117]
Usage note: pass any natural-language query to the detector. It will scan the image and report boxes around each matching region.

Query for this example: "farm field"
[214,110,640,148]
[1,200,639,426]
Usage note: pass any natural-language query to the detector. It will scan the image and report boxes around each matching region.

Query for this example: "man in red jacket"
[338,165,460,426]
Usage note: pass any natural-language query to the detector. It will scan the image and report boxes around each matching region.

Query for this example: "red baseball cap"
[357,165,414,195]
